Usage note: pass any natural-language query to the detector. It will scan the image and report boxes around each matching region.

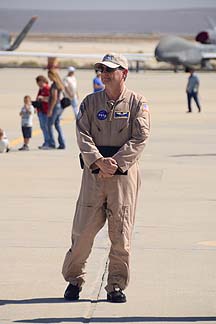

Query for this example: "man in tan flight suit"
[62,53,150,303]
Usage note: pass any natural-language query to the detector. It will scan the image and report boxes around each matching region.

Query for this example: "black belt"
[79,146,127,175]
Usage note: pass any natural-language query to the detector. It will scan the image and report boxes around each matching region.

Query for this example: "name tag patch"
[114,111,129,119]
[97,110,108,120]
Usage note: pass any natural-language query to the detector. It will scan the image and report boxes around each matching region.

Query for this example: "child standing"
[19,95,35,151]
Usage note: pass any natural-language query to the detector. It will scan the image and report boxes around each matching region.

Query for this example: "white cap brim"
[94,61,120,69]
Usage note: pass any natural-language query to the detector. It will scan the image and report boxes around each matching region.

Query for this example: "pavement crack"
[83,255,109,323]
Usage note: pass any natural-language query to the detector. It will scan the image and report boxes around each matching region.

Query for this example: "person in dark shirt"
[186,67,201,113]
[35,75,51,149]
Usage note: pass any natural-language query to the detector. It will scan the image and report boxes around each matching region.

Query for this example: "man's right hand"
[95,157,118,175]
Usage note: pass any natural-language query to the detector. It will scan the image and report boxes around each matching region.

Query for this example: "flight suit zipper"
[107,100,115,122]
[107,100,115,142]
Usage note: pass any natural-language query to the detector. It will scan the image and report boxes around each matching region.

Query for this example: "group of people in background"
[18,67,79,151]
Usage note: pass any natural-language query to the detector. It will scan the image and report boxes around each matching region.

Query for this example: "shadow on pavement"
[0,297,107,306]
[13,316,216,323]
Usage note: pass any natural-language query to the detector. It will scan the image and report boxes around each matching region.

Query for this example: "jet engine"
[196,30,216,44]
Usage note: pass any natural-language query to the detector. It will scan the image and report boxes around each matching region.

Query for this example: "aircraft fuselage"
[155,35,216,67]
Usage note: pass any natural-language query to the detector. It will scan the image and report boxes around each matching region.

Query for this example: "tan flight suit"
[62,86,150,292]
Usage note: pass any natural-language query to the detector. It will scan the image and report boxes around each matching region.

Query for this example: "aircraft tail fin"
[207,16,216,30]
[7,16,38,51]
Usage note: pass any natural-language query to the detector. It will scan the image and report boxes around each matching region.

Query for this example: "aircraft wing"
[0,51,102,59]
[123,53,154,61]
[0,50,153,61]
[202,52,216,59]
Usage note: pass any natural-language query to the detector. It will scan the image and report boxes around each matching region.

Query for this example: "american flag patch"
[143,103,149,111]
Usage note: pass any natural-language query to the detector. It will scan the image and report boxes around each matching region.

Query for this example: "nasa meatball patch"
[97,110,108,120]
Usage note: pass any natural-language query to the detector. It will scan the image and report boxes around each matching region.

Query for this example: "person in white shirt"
[63,66,79,118]
[0,128,9,153]
[18,95,35,151]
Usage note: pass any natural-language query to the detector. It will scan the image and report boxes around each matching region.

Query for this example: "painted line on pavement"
[197,241,216,247]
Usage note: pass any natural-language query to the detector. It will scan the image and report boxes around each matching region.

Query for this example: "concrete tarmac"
[0,69,216,324]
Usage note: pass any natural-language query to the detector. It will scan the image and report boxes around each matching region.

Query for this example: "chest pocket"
[113,101,130,134]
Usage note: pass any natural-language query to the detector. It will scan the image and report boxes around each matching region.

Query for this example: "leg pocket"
[107,205,130,238]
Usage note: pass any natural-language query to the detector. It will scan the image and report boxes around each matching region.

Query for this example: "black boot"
[64,283,81,301]
[107,288,126,303]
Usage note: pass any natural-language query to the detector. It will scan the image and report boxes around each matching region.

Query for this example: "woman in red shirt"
[35,75,51,149]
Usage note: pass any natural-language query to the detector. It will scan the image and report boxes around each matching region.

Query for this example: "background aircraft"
[0,49,153,71]
[0,16,37,51]
[155,35,216,70]
[2,26,216,72]
[196,17,216,44]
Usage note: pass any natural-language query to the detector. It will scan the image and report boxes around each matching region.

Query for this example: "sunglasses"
[97,66,124,73]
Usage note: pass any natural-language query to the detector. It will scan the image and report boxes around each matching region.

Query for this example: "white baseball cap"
[68,66,76,72]
[94,53,128,70]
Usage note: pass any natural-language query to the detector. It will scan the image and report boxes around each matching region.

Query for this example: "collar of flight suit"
[104,86,130,121]
[104,85,128,106]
